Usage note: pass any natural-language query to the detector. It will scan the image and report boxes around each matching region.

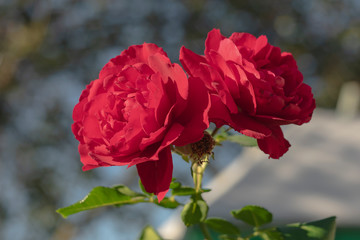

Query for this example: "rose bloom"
[180,29,315,158]
[72,43,210,201]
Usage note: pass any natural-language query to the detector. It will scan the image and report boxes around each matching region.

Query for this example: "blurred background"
[0,0,359,239]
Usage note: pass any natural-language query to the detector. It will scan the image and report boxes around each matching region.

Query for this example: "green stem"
[200,222,213,240]
[211,127,220,137]
[192,161,208,194]
[191,159,212,240]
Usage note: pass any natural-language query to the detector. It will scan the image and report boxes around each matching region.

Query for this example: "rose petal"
[148,53,188,100]
[209,95,271,139]
[205,29,225,56]
[257,125,290,159]
[99,43,167,80]
[229,32,257,50]
[208,50,235,79]
[254,35,270,57]
[228,63,257,114]
[129,123,184,167]
[173,77,210,146]
[79,143,110,171]
[205,63,238,114]
[218,38,242,63]
[136,147,173,202]
[179,46,208,76]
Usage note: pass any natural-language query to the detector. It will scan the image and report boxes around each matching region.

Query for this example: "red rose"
[72,43,210,201]
[180,29,315,158]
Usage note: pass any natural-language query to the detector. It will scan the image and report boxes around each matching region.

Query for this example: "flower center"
[190,131,216,163]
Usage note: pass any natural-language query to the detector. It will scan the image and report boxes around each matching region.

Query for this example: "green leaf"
[181,154,190,163]
[155,197,181,209]
[248,236,263,240]
[214,133,227,144]
[257,228,284,240]
[201,188,211,193]
[219,235,240,240]
[169,179,182,189]
[56,186,146,218]
[205,218,240,235]
[231,205,272,227]
[139,225,162,240]
[113,185,146,197]
[226,134,258,147]
[181,199,208,226]
[278,216,336,240]
[139,179,151,196]
[172,187,197,196]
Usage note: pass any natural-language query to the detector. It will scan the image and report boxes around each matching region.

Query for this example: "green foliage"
[231,205,273,227]
[218,235,241,240]
[57,179,187,218]
[256,228,284,240]
[277,216,336,240]
[139,225,162,240]
[239,215,335,240]
[205,218,240,235]
[170,178,211,196]
[214,214,336,240]
[56,186,146,218]
[226,134,258,147]
[56,172,336,240]
[113,184,145,197]
[172,187,197,196]
[155,197,181,209]
[169,179,182,189]
[181,154,190,162]
[56,165,336,240]
[226,206,335,240]
[214,128,258,147]
[201,188,211,193]
[139,179,151,196]
[181,198,208,226]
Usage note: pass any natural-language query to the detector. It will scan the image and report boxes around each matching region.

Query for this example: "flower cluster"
[72,29,315,201]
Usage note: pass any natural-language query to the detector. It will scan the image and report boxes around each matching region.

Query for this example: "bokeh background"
[1,0,360,239]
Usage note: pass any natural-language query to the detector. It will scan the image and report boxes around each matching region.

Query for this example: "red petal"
[208,94,235,127]
[173,77,210,146]
[140,123,184,153]
[87,78,106,100]
[129,123,184,167]
[136,147,173,202]
[148,53,188,100]
[207,50,235,79]
[230,114,272,139]
[79,143,108,170]
[99,43,167,79]
[229,32,257,49]
[257,125,290,159]
[179,46,208,77]
[254,35,269,56]
[137,43,168,63]
[228,63,257,114]
[217,38,242,63]
[209,95,271,139]
[205,63,238,114]
[205,29,225,56]
[73,83,94,122]
[83,115,103,140]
